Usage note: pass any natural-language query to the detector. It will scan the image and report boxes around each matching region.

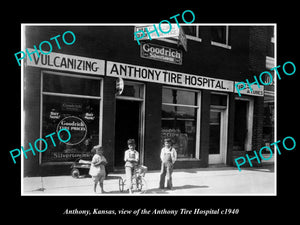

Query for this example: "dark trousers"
[159,162,173,189]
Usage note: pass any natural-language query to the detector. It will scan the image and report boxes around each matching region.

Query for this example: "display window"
[161,87,200,159]
[40,72,102,163]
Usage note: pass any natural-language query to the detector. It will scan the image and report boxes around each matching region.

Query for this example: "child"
[159,138,177,190]
[89,145,107,193]
[124,139,139,194]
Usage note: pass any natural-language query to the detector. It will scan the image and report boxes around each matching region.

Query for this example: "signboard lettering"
[234,82,264,96]
[26,49,105,75]
[140,43,182,65]
[107,61,234,92]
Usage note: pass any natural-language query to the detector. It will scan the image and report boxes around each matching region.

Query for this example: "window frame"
[181,25,202,42]
[209,92,229,164]
[161,86,201,160]
[40,70,103,165]
[211,26,232,49]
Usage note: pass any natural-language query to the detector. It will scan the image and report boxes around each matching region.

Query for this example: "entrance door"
[208,109,227,164]
[114,99,141,167]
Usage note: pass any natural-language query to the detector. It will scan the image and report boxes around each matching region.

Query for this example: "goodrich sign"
[140,43,182,65]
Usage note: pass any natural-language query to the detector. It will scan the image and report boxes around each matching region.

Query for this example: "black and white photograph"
[4,5,298,221]
[20,23,276,196]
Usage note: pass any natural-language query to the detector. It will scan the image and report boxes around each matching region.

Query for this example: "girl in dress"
[89,145,107,193]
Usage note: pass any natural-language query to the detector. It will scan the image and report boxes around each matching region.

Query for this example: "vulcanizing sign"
[106,61,234,92]
[26,49,105,75]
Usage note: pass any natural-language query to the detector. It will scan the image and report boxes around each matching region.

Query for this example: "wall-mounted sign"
[107,61,234,92]
[26,49,105,76]
[234,82,264,96]
[140,43,182,65]
[116,77,124,95]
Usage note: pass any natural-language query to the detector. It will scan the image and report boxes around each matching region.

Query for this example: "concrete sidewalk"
[22,163,275,195]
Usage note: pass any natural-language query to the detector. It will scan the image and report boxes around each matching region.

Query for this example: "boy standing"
[124,139,139,194]
[159,138,177,190]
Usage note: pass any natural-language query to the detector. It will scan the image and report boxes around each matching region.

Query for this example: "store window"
[161,87,199,159]
[211,26,231,49]
[41,72,102,163]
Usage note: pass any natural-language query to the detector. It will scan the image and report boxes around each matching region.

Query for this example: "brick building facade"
[22,24,274,176]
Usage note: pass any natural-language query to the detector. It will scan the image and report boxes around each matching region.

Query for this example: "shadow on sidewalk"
[145,184,209,194]
[242,163,274,172]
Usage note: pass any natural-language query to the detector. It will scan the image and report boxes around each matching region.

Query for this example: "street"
[22,163,275,195]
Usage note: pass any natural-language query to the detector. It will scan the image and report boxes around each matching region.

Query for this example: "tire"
[71,168,80,178]
[119,178,125,192]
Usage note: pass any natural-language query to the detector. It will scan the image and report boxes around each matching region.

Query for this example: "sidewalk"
[22,163,275,195]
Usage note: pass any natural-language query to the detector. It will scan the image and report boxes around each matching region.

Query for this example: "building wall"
[22,25,270,176]
[23,66,41,176]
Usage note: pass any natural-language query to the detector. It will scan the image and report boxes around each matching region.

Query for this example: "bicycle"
[119,165,147,193]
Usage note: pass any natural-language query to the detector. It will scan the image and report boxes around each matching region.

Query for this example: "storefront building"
[23,25,274,176]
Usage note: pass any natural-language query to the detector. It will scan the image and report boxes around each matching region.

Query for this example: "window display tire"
[71,168,80,178]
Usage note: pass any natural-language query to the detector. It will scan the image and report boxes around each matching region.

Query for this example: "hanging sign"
[140,43,183,65]
[134,25,187,51]
[134,24,180,41]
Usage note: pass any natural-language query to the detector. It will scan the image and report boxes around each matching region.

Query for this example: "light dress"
[89,154,107,182]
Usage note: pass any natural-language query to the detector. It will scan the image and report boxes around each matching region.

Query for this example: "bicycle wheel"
[136,177,147,193]
[119,178,126,192]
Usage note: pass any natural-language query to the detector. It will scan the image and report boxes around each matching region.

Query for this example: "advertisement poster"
[4,5,297,223]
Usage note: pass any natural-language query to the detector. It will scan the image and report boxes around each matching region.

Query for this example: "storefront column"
[226,93,235,165]
[252,97,264,151]
[200,90,210,167]
[102,77,116,172]
[144,83,162,170]
[24,67,42,176]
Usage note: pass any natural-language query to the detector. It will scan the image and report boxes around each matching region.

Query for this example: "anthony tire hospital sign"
[26,50,265,95]
[106,61,233,92]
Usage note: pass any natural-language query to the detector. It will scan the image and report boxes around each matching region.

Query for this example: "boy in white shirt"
[124,139,139,194]
[159,138,177,189]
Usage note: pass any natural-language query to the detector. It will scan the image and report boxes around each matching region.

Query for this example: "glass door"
[208,108,227,164]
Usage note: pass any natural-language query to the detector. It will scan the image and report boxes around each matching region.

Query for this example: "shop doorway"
[233,97,254,151]
[114,100,140,167]
[208,108,227,164]
[114,81,145,168]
